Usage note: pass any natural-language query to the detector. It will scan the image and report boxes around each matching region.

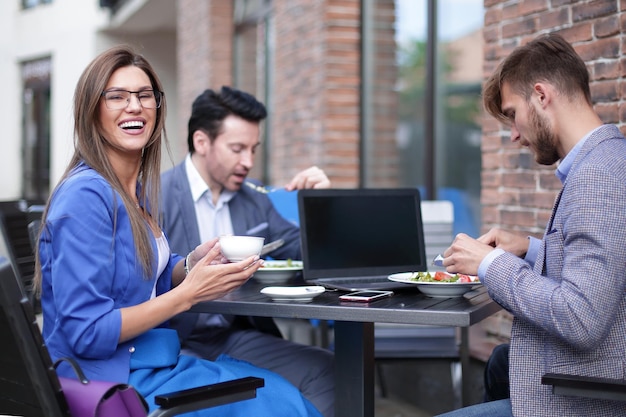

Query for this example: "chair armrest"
[542,372,626,402]
[149,377,264,417]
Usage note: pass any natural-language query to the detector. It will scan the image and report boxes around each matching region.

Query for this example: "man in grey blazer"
[436,34,626,416]
[161,86,334,417]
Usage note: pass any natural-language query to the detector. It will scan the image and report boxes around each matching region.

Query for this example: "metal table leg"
[460,326,470,406]
[334,321,375,417]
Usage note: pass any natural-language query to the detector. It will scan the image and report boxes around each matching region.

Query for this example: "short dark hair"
[187,86,267,153]
[483,33,592,123]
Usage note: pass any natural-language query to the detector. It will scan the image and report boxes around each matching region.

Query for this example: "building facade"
[2,1,486,240]
[1,0,179,203]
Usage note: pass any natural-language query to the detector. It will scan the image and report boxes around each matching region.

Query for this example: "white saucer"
[260,286,325,302]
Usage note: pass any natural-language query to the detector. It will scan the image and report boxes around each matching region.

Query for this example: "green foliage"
[397,38,479,125]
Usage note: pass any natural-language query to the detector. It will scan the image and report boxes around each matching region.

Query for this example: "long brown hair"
[34,45,167,290]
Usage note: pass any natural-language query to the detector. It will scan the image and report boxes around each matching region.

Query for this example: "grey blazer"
[485,125,626,416]
[160,161,302,339]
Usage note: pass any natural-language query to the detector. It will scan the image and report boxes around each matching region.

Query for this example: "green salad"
[263,259,298,268]
[410,271,475,283]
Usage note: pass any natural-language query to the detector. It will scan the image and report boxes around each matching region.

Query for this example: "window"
[22,0,52,9]
[233,0,273,183]
[363,0,483,235]
[228,0,484,235]
[21,57,51,203]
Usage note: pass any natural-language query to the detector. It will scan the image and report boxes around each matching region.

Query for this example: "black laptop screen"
[298,188,427,279]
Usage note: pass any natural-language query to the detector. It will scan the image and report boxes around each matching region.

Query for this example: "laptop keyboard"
[322,276,389,284]
[310,275,410,291]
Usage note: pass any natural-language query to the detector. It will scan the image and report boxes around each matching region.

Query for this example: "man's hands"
[477,228,529,258]
[441,228,529,275]
[442,233,493,275]
[284,166,331,191]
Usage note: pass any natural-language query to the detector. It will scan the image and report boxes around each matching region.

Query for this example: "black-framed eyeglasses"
[101,89,163,110]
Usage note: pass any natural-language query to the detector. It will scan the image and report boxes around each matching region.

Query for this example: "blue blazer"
[160,160,301,338]
[484,125,626,416]
[39,163,182,383]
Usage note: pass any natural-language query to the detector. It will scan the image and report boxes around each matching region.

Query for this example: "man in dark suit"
[161,86,334,417]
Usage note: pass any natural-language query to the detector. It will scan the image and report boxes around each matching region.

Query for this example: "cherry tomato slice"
[457,274,471,283]
[434,271,451,281]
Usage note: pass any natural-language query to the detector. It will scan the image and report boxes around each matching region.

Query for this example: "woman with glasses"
[34,45,322,417]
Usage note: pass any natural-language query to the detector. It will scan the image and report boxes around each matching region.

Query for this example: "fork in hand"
[244,181,281,194]
[432,254,444,267]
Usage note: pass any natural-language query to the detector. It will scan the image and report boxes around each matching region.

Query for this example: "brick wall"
[367,0,399,188]
[176,0,367,187]
[271,0,361,186]
[479,0,626,345]
[176,0,233,155]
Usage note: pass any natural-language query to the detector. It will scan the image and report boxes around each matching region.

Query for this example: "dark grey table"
[191,279,501,417]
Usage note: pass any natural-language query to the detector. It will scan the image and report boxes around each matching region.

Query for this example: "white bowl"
[253,260,303,284]
[219,235,265,262]
[387,272,482,298]
[413,282,482,298]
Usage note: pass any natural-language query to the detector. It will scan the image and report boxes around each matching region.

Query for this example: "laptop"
[298,188,427,291]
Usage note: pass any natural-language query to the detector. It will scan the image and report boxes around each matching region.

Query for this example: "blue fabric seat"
[267,189,334,348]
[267,189,300,226]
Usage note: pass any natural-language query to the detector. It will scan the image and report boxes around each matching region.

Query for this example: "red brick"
[572,1,618,22]
[576,37,621,61]
[501,172,536,189]
[590,80,620,102]
[484,7,503,26]
[538,8,571,32]
[595,15,620,38]
[498,190,520,205]
[595,102,620,124]
[502,18,538,38]
[500,209,537,228]
[482,152,501,170]
[501,2,520,21]
[519,0,549,17]
[592,60,620,80]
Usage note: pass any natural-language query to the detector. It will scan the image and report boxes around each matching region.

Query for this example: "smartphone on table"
[339,290,394,303]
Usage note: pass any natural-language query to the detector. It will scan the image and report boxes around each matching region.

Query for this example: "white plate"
[260,286,325,302]
[388,272,482,298]
[254,260,303,284]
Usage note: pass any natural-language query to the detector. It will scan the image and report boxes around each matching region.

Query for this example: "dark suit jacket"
[160,160,302,339]
[161,161,301,259]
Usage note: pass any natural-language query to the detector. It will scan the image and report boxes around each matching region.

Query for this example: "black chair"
[542,372,626,402]
[0,200,38,305]
[0,256,264,416]
[27,204,45,251]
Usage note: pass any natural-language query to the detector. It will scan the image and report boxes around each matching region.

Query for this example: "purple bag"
[55,357,149,417]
